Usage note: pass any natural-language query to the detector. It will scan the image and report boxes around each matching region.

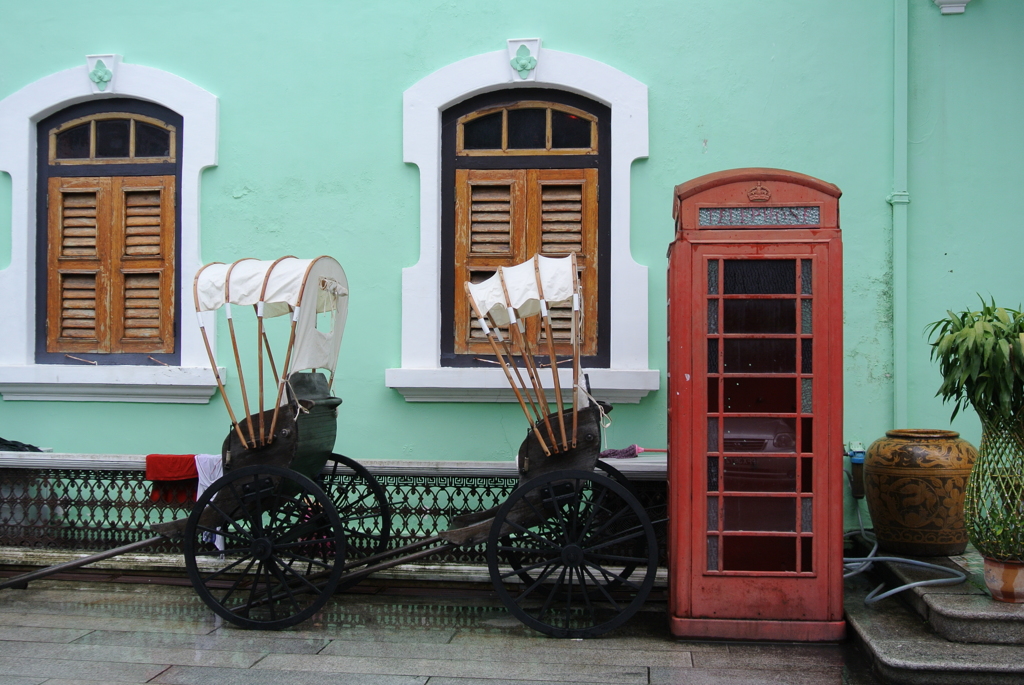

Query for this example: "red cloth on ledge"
[146,454,198,504]
[145,454,198,481]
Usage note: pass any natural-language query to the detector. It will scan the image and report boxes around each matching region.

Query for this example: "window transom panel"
[50,113,176,165]
[458,101,597,156]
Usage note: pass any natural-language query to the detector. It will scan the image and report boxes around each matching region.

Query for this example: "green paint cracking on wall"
[510,44,537,79]
[89,60,112,91]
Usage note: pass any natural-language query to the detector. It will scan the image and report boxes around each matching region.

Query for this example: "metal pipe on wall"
[888,0,910,427]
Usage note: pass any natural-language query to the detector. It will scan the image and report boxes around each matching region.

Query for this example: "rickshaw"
[1,254,659,638]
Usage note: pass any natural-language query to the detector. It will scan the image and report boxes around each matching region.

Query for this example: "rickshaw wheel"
[503,460,642,587]
[184,465,346,630]
[594,459,640,498]
[487,470,657,639]
[319,454,392,591]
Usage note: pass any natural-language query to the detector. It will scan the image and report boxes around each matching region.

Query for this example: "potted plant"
[928,299,1024,601]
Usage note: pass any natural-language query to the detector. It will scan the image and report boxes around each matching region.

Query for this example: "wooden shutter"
[453,167,598,356]
[112,177,175,353]
[454,169,527,354]
[528,168,598,356]
[48,178,110,352]
[47,175,175,355]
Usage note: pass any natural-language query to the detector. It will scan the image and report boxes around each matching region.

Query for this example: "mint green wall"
[905,0,1024,448]
[0,1,1009,473]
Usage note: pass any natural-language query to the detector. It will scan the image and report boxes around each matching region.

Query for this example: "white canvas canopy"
[194,256,349,375]
[193,256,349,449]
[466,255,576,326]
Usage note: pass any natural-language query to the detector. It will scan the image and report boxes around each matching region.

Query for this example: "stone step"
[846,575,1024,685]
[854,540,1024,644]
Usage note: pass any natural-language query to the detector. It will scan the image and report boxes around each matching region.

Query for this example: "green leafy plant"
[927,298,1024,423]
[928,298,1024,562]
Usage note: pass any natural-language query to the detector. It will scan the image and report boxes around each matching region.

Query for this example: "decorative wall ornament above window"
[506,39,541,82]
[86,54,121,94]
[89,61,112,91]
[510,45,538,79]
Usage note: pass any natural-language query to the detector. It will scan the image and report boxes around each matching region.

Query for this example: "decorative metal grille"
[698,206,820,227]
[0,465,667,566]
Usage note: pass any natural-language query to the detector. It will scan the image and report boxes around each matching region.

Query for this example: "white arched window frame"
[386,45,659,402]
[0,56,221,403]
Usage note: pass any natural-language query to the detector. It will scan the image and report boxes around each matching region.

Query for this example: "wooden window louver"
[47,176,175,354]
[454,168,597,356]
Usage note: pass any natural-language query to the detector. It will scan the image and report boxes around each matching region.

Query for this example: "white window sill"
[385,367,660,403]
[0,365,223,403]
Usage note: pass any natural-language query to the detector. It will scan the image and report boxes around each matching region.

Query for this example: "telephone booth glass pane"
[724,260,795,294]
[724,378,795,413]
[706,257,815,575]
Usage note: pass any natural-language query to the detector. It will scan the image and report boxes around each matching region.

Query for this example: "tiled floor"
[0,577,881,684]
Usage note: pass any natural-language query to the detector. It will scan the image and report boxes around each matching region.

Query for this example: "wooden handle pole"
[571,253,581,448]
[224,259,257,446]
[226,317,256,447]
[256,255,293,438]
[256,306,266,445]
[263,331,280,384]
[534,256,567,451]
[198,322,249,449]
[267,316,298,444]
[489,313,545,427]
[498,268,557,452]
[466,284,550,456]
[192,263,248,449]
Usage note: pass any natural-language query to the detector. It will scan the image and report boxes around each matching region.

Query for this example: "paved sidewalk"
[0,577,880,684]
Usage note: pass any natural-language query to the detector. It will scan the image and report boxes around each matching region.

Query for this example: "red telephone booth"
[667,168,845,641]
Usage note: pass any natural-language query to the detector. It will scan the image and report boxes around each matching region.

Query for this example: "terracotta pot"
[983,558,1024,602]
[864,429,977,556]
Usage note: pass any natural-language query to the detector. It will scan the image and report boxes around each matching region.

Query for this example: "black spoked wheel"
[504,460,641,587]
[184,465,345,630]
[487,470,657,638]
[319,454,392,590]
[595,459,639,499]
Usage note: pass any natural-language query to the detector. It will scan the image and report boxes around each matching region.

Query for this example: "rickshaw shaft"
[0,534,167,591]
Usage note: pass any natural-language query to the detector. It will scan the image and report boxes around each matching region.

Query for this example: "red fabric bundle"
[145,454,198,480]
[145,454,198,504]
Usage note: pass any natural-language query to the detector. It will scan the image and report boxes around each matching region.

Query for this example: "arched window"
[388,46,657,403]
[36,99,182,364]
[441,90,610,367]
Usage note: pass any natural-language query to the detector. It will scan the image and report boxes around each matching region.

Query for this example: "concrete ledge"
[0,547,669,587]
[385,367,660,403]
[0,452,668,480]
[0,365,223,403]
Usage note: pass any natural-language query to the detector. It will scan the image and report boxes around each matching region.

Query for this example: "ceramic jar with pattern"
[864,429,978,556]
